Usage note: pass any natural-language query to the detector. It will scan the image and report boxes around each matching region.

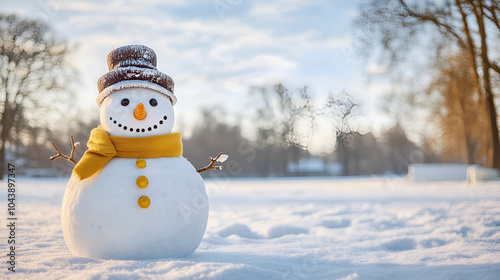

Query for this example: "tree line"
[11,81,434,178]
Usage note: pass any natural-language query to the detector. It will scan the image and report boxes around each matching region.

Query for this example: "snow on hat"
[96,45,176,106]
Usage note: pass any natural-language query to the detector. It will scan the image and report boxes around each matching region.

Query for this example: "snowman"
[51,45,226,260]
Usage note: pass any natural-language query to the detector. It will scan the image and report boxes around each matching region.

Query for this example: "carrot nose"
[134,103,147,120]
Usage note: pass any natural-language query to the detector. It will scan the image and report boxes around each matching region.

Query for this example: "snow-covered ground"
[2,176,500,279]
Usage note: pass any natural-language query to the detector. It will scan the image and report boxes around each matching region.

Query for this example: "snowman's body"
[62,156,208,259]
[61,80,209,259]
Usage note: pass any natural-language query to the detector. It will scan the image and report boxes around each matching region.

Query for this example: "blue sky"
[1,0,396,154]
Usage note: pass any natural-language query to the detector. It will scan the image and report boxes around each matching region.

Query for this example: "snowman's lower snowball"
[61,157,208,260]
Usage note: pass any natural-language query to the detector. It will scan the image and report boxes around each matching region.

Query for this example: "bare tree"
[0,13,73,178]
[253,84,314,148]
[323,91,358,175]
[356,0,500,169]
[251,83,315,176]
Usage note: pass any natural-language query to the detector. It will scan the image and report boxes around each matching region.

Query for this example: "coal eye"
[121,98,130,106]
[149,98,158,107]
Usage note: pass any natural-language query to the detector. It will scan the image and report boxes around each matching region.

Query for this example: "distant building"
[287,157,342,176]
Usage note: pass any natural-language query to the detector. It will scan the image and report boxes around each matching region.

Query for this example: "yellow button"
[138,196,150,208]
[136,158,146,168]
[136,176,149,189]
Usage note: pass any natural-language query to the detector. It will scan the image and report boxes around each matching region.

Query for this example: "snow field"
[1,176,500,279]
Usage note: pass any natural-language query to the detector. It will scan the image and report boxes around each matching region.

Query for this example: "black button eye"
[149,98,158,107]
[121,98,130,106]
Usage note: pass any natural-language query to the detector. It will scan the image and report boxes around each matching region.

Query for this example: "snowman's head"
[100,87,175,137]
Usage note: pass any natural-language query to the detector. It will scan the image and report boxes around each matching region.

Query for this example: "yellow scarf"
[74,126,182,180]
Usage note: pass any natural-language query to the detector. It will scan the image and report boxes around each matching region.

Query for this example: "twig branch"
[50,136,80,165]
[398,0,467,49]
[490,61,500,76]
[197,152,227,173]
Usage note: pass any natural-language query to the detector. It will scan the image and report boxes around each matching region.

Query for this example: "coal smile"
[109,115,168,133]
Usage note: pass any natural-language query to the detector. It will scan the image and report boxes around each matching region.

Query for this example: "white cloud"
[221,55,296,73]
[366,63,387,75]
[60,1,110,12]
[248,0,314,18]
[60,0,189,12]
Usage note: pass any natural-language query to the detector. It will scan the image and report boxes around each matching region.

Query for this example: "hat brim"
[96,80,177,107]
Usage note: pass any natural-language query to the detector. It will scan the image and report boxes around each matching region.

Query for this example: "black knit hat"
[96,45,176,106]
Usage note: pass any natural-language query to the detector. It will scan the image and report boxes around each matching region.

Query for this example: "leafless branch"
[197,152,226,173]
[398,0,467,49]
[50,136,79,165]
[483,3,500,30]
[490,62,500,76]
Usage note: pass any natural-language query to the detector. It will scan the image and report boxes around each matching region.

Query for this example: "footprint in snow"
[321,219,351,228]
[266,225,309,239]
[218,224,261,239]
[419,238,447,248]
[382,238,416,251]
